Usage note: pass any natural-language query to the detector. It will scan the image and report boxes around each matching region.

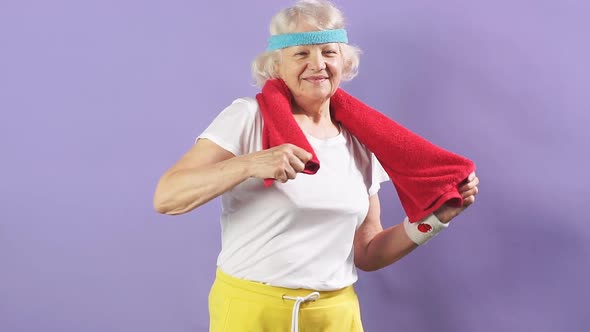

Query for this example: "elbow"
[356,263,381,272]
[153,175,186,215]
[354,257,382,272]
[153,194,173,215]
[153,198,186,215]
[153,190,201,216]
[153,203,170,215]
[152,188,183,215]
[153,194,189,215]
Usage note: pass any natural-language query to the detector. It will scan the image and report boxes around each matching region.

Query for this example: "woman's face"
[277,42,344,103]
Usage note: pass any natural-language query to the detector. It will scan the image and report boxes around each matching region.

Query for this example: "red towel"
[255,79,476,222]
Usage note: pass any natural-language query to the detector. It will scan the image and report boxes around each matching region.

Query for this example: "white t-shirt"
[198,97,389,290]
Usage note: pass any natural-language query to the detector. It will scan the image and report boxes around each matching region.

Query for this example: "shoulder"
[197,97,263,155]
[228,97,263,128]
[225,97,259,116]
[207,97,262,129]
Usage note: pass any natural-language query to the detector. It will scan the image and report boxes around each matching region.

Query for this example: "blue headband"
[267,29,348,51]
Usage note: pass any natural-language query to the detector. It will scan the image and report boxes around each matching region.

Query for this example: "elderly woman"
[153,0,479,331]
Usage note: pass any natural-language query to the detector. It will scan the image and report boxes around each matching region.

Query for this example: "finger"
[284,164,297,180]
[462,195,476,207]
[459,176,479,191]
[461,186,479,198]
[288,154,306,173]
[459,178,479,191]
[274,169,288,183]
[291,145,313,163]
[461,172,476,184]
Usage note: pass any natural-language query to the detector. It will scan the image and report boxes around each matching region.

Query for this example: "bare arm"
[353,173,480,271]
[353,194,418,271]
[153,139,312,215]
[153,139,248,215]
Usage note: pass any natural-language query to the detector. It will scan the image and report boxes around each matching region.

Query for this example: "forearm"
[153,156,251,215]
[360,222,418,271]
[360,213,450,271]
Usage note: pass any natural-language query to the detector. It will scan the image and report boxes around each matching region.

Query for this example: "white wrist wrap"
[403,214,449,245]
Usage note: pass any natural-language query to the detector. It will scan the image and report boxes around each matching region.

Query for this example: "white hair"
[251,0,361,87]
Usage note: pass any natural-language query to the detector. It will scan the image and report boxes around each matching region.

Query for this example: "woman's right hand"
[153,140,313,215]
[241,144,313,183]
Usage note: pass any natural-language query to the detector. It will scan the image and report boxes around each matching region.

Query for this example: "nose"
[307,49,326,71]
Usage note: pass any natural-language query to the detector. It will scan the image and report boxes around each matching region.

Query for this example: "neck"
[291,97,341,139]
[291,97,332,124]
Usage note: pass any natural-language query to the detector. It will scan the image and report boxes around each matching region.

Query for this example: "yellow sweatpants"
[209,268,364,332]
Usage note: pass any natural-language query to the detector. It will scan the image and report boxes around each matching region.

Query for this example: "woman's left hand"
[434,172,480,224]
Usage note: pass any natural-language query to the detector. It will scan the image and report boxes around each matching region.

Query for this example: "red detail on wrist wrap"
[417,223,432,233]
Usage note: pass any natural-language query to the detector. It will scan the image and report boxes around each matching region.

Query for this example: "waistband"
[214,268,356,307]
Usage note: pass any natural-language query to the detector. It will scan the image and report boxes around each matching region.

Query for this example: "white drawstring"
[282,291,320,332]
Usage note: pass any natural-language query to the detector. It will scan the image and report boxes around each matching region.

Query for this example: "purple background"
[1,0,588,331]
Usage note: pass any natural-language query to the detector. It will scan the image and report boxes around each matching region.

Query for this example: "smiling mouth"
[303,77,328,82]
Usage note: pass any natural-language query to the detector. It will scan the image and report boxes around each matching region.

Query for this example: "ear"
[273,61,282,79]
[272,51,283,77]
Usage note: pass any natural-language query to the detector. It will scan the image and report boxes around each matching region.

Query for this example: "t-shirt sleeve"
[196,98,260,156]
[368,153,390,196]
